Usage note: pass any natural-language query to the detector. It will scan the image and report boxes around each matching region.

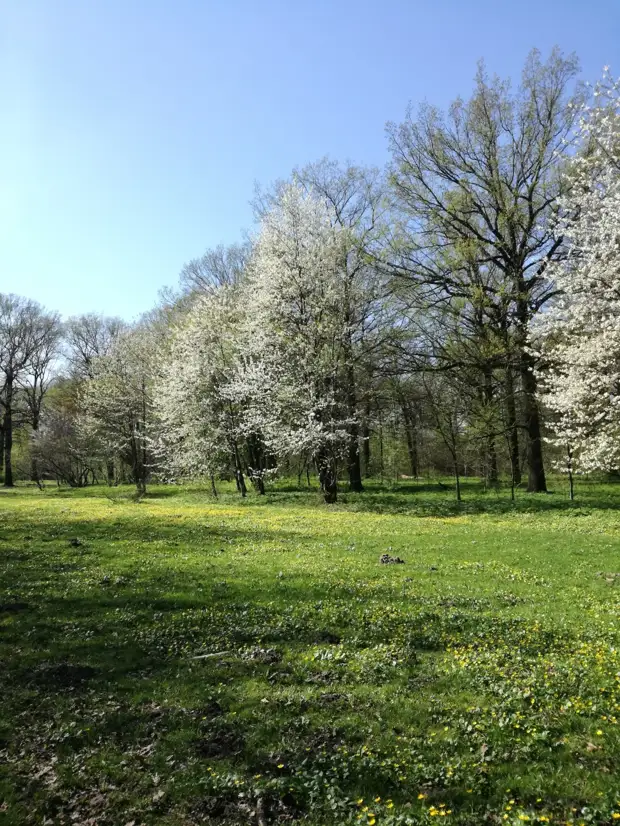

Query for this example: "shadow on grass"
[7,475,620,518]
[2,483,619,823]
[243,478,620,517]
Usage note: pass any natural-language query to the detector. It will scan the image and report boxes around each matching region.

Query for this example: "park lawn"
[2,481,620,825]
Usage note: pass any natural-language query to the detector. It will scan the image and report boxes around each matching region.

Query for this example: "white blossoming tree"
[79,327,156,493]
[537,70,620,483]
[155,286,252,495]
[233,183,359,502]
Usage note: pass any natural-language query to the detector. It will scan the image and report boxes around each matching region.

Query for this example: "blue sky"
[1,0,618,320]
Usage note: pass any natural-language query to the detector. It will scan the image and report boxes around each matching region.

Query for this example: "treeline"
[2,49,618,502]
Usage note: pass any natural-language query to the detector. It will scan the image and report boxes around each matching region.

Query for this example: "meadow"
[2,479,620,825]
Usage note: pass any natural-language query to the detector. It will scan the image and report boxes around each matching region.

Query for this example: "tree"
[179,242,250,296]
[65,314,125,379]
[255,160,392,492]
[236,183,359,502]
[422,372,470,500]
[155,286,251,493]
[0,294,61,487]
[32,378,100,487]
[387,48,584,491]
[80,328,156,493]
[293,159,390,492]
[536,70,620,475]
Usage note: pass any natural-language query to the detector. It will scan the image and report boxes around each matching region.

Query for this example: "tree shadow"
[2,484,617,823]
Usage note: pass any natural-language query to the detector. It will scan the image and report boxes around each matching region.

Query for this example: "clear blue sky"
[1,0,618,320]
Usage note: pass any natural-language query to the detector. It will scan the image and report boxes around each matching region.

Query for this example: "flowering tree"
[155,286,252,495]
[235,183,359,502]
[254,160,390,491]
[79,328,156,493]
[537,70,620,476]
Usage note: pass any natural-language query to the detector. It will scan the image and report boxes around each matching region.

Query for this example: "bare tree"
[179,242,250,296]
[65,314,125,379]
[20,315,63,482]
[0,294,61,487]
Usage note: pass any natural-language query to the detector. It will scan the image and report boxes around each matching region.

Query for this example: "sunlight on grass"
[2,480,620,824]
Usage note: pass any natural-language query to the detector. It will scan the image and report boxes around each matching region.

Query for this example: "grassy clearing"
[2,479,620,825]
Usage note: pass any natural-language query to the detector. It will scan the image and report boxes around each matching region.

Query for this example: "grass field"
[2,479,620,825]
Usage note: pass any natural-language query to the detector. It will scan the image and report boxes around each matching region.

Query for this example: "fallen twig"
[256,796,267,826]
[191,651,231,660]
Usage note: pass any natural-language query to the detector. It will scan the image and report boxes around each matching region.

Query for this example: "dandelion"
[418,793,427,800]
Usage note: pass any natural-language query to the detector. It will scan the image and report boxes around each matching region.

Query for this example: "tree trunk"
[233,443,247,498]
[504,362,521,486]
[3,378,14,488]
[346,366,363,492]
[347,425,363,492]
[236,468,247,497]
[401,403,419,478]
[246,433,266,494]
[362,401,371,478]
[378,409,384,483]
[520,348,547,493]
[483,369,498,485]
[317,448,337,503]
[514,288,546,493]
[30,410,40,483]
[134,462,146,494]
[453,458,461,502]
[130,433,146,494]
[210,474,218,497]
[140,382,148,493]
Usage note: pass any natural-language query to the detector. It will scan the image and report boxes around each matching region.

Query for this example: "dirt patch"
[30,662,97,688]
[0,601,30,613]
[196,726,244,759]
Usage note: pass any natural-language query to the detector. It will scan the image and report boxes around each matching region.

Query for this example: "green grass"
[2,478,620,825]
